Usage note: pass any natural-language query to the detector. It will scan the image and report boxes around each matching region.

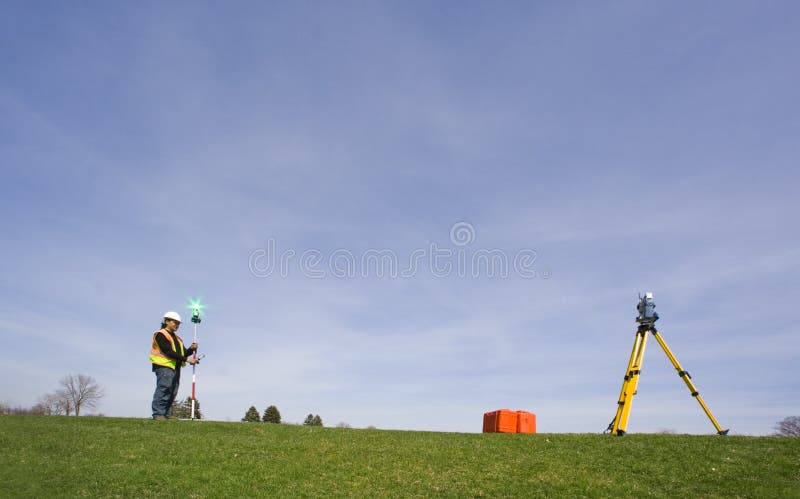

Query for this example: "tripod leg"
[608,329,649,435]
[608,330,642,433]
[651,330,729,435]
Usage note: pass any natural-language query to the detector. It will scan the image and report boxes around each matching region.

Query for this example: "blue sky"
[1,1,798,434]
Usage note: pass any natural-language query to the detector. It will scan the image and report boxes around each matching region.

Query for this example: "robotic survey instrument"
[606,293,729,436]
[636,292,659,324]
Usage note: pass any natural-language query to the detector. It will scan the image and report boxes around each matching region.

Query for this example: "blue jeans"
[151,366,181,418]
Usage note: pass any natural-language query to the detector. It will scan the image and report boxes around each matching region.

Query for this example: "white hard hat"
[163,311,182,322]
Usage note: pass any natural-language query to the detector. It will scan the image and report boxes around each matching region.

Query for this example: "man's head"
[162,311,182,332]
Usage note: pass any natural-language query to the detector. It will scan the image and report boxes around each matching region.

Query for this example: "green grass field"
[2,416,798,497]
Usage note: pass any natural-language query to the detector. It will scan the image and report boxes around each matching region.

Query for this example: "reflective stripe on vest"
[149,329,186,369]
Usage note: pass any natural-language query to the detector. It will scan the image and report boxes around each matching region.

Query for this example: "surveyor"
[150,311,198,420]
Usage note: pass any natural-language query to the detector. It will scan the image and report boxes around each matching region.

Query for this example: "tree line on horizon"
[241,405,324,427]
[0,374,104,416]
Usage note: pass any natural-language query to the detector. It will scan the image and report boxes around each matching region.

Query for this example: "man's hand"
[190,342,198,350]
[187,357,198,365]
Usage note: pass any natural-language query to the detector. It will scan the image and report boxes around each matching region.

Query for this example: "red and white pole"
[190,319,198,420]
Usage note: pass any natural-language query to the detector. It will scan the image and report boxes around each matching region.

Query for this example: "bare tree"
[58,374,105,416]
[36,394,58,415]
[37,393,72,416]
[774,416,800,437]
[58,396,72,416]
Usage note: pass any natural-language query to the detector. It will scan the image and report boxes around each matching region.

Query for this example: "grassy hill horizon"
[2,415,798,497]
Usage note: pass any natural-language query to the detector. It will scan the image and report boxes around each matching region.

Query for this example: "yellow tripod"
[606,293,729,436]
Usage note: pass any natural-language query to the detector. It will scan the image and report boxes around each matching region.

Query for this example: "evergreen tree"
[303,413,323,426]
[263,405,281,424]
[242,406,260,422]
[171,396,202,419]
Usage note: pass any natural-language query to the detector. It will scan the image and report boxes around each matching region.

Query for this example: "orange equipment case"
[483,409,537,434]
[516,410,536,434]
[482,409,518,433]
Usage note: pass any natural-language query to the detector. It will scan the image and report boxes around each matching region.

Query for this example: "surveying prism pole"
[190,302,202,420]
[605,292,729,436]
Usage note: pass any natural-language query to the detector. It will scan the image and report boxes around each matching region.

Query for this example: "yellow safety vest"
[149,329,186,369]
